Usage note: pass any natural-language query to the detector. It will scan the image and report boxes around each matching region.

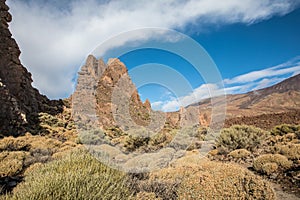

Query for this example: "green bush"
[271,124,300,136]
[217,125,268,152]
[7,150,133,200]
[78,129,105,145]
[124,129,152,152]
[253,154,292,175]
[272,143,300,160]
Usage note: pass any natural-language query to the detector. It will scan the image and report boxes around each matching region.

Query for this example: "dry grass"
[5,150,133,200]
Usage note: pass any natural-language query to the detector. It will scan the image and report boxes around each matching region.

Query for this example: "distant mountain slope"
[226,74,300,117]
[189,74,300,128]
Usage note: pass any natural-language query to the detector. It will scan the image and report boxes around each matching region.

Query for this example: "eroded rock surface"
[0,0,63,137]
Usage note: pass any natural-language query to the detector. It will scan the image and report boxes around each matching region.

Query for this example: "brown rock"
[144,99,151,110]
[0,0,63,137]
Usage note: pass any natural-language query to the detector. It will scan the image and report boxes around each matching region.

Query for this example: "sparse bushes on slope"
[217,125,268,152]
[8,150,133,200]
[270,143,300,160]
[0,133,79,193]
[271,124,300,136]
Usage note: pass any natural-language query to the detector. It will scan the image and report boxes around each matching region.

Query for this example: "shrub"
[148,153,275,199]
[0,151,29,177]
[8,150,133,200]
[78,129,105,145]
[228,149,251,159]
[261,163,278,175]
[135,192,161,200]
[0,137,31,151]
[272,143,300,160]
[131,178,179,200]
[124,129,152,152]
[271,124,300,136]
[253,154,292,174]
[149,130,176,149]
[217,125,268,152]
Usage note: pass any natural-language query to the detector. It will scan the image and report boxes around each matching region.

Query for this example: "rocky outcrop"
[143,99,151,111]
[0,0,63,137]
[73,56,169,132]
[72,55,106,130]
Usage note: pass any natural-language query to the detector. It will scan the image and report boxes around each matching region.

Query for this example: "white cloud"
[224,65,300,85]
[154,56,300,112]
[7,0,299,99]
[151,101,163,110]
[157,83,224,112]
[251,77,286,91]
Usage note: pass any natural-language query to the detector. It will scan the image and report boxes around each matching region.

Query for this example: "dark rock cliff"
[0,0,63,137]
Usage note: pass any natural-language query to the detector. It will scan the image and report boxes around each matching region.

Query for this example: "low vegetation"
[136,152,276,199]
[228,148,251,159]
[216,125,268,152]
[271,124,300,136]
[0,134,78,179]
[4,150,133,200]
[1,121,300,199]
[253,154,292,175]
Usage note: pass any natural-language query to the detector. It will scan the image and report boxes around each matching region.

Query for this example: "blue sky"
[7,0,300,111]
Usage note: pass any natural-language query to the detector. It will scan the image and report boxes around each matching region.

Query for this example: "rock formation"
[73,56,164,131]
[0,0,63,137]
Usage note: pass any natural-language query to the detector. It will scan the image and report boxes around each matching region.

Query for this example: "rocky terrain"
[0,0,300,199]
[0,0,63,137]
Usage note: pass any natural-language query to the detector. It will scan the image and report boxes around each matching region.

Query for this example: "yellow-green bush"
[217,125,268,152]
[78,129,105,145]
[271,124,300,136]
[148,153,275,199]
[123,129,153,152]
[149,130,177,149]
[272,143,300,160]
[228,149,251,159]
[7,150,133,200]
[253,154,292,174]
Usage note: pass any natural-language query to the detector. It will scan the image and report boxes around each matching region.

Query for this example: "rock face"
[0,0,63,137]
[72,55,106,130]
[73,56,159,131]
[74,55,209,131]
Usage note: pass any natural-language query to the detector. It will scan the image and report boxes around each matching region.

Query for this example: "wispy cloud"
[154,57,300,112]
[7,0,299,98]
[224,65,300,84]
